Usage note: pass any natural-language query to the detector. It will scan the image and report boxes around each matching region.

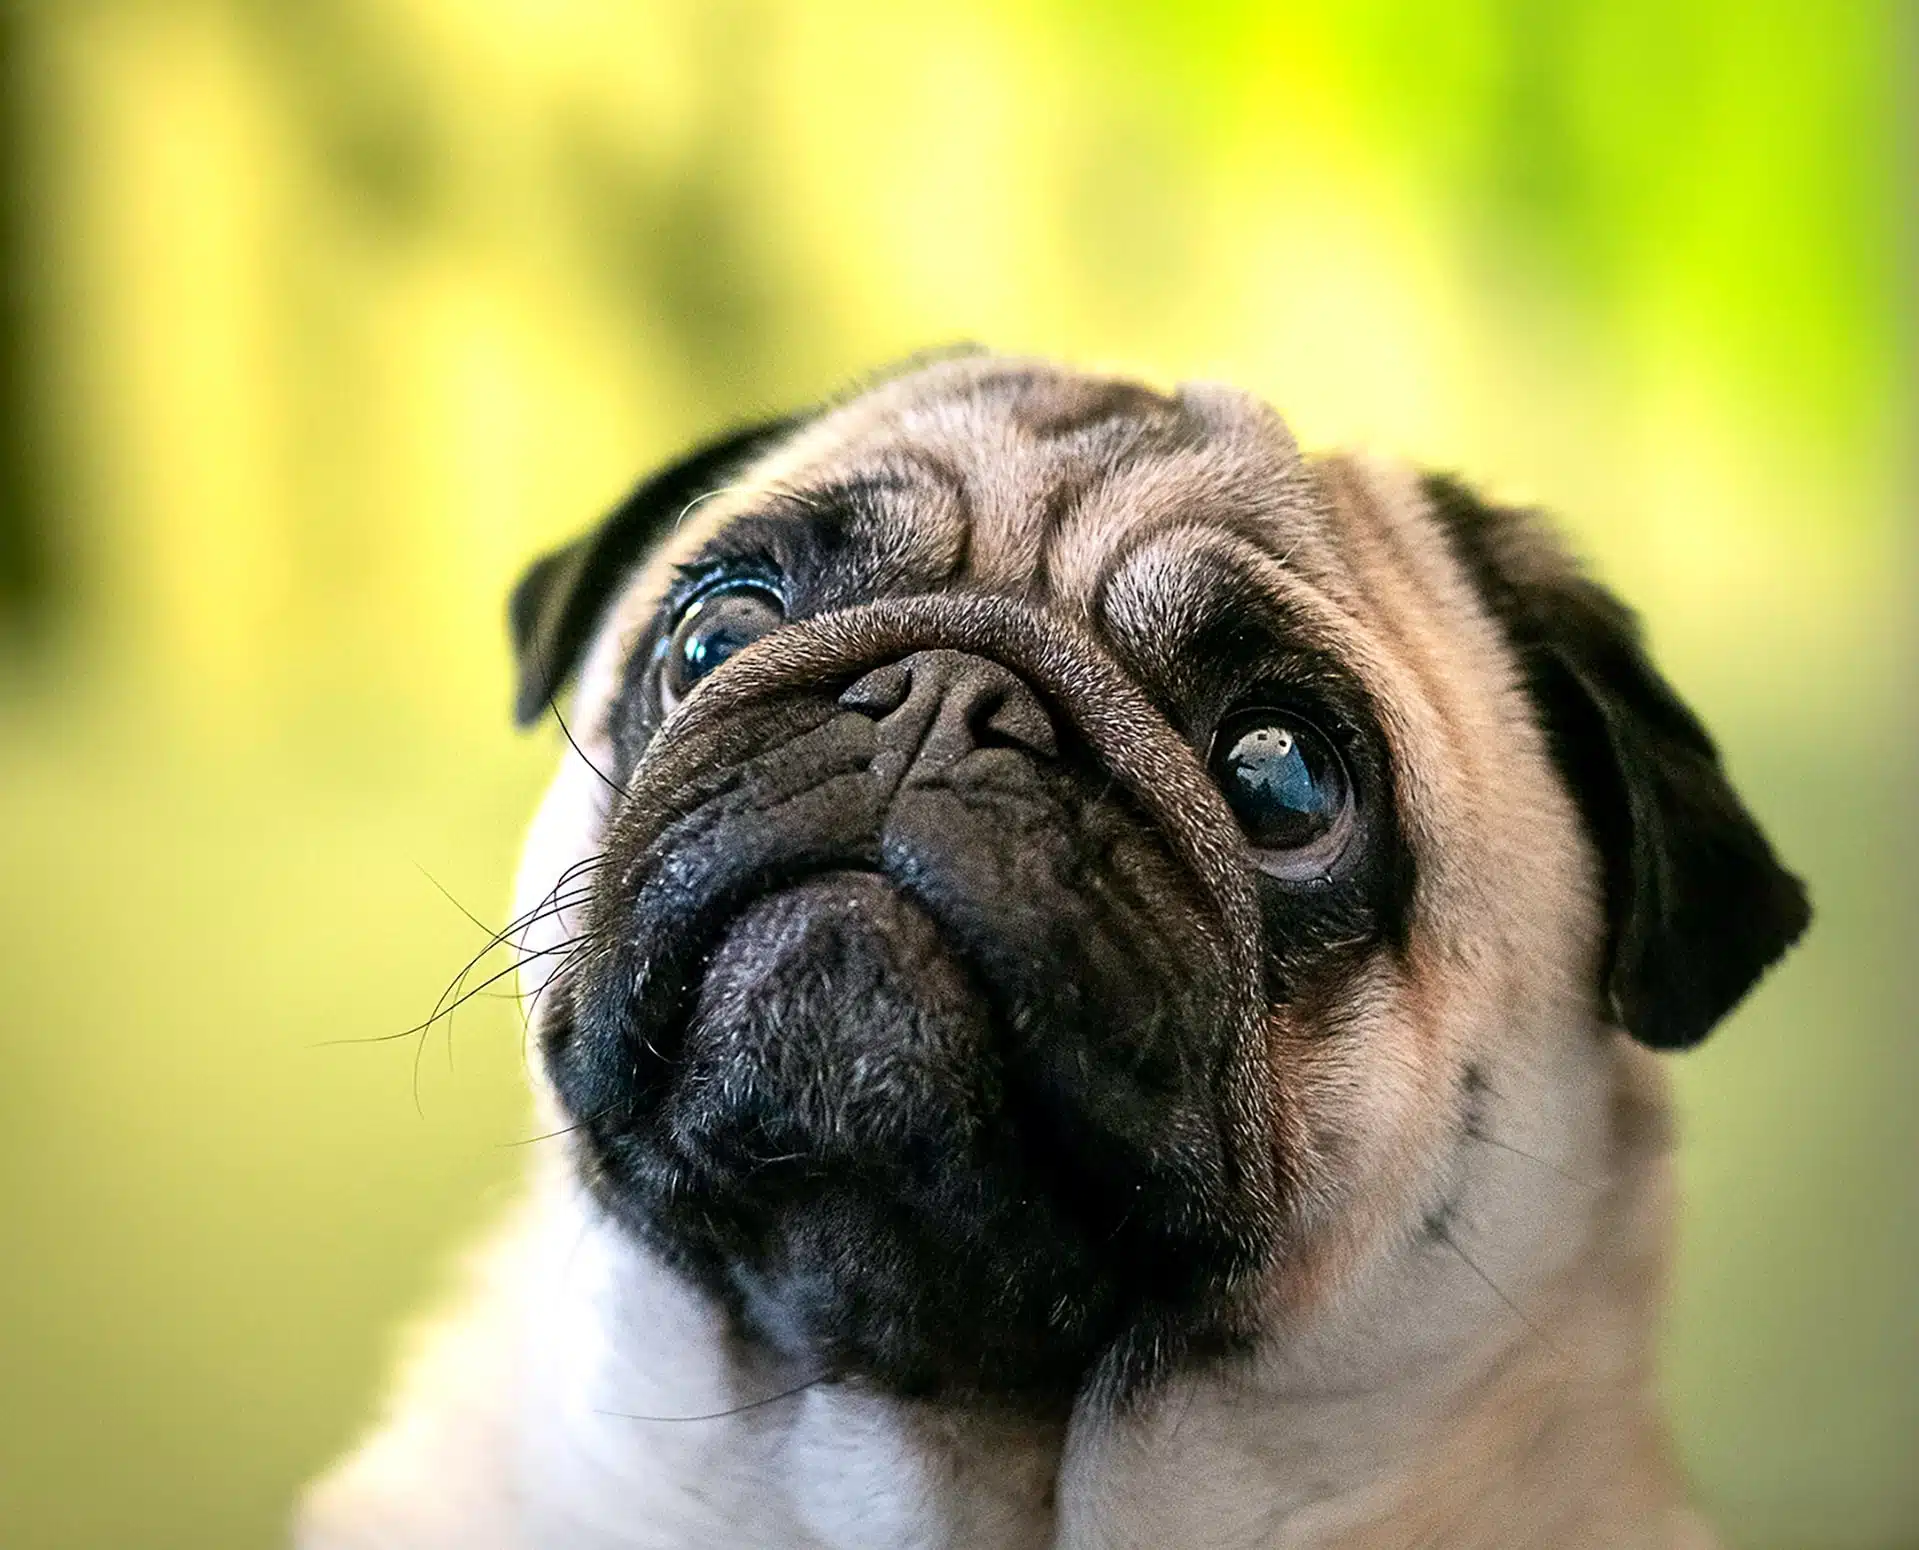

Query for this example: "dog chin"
[564,867,1250,1402]
[677,872,996,1164]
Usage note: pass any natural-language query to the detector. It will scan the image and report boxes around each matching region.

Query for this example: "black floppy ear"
[1424,475,1810,1049]
[508,416,802,728]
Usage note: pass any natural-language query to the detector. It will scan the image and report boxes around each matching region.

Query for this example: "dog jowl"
[302,354,1807,1550]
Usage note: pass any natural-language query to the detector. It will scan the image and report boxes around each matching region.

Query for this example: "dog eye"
[1209,709,1355,879]
[659,580,785,712]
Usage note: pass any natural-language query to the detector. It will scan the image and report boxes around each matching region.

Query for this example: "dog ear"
[508,416,803,728]
[1423,475,1810,1049]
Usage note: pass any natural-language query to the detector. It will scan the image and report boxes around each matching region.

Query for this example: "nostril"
[842,649,1060,768]
[839,660,913,718]
[976,686,1058,759]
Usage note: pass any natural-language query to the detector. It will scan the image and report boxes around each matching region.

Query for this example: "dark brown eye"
[1209,708,1355,880]
[659,581,784,711]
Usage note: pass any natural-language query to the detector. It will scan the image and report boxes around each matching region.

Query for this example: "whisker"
[446,885,596,987]
[548,687,622,796]
[517,933,603,1068]
[524,619,625,797]
[421,879,600,1031]
[503,1120,590,1148]
[413,862,495,937]
[504,1099,621,1150]
[487,864,608,956]
[409,938,584,1110]
[673,483,742,531]
[595,1374,831,1424]
[413,924,594,1110]
[429,914,590,1034]
[495,862,608,940]
[432,941,584,1026]
[426,920,572,1072]
[314,852,611,1121]
[1466,1131,1606,1192]
[1433,1223,1572,1366]
[313,940,585,1049]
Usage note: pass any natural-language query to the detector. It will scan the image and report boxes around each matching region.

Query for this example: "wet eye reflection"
[660,581,785,711]
[1209,708,1355,876]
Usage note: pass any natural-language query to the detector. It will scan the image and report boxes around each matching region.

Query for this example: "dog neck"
[1051,1043,1709,1550]
[505,1168,1063,1550]
[494,1060,1702,1550]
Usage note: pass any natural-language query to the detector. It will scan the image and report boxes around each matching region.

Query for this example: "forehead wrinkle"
[795,387,1028,593]
[1050,435,1330,614]
[1077,497,1333,643]
[1014,418,1207,607]
[593,362,1336,691]
[1099,524,1367,686]
[569,360,1279,733]
[843,475,969,597]
[788,363,1200,599]
[955,430,1059,593]
[774,451,973,599]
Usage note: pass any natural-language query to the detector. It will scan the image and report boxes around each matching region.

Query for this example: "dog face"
[505,355,1807,1411]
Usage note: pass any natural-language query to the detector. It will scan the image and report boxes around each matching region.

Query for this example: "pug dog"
[298,353,1808,1549]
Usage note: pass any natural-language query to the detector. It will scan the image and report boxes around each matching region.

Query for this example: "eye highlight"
[658,579,785,712]
[1209,708,1356,881]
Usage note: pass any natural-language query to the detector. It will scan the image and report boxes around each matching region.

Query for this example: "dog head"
[504,355,1807,1410]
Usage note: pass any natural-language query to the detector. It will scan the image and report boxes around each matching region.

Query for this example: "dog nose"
[839,649,1059,768]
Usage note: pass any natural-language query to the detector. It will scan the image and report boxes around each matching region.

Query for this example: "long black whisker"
[503,1120,590,1148]
[423,941,585,1031]
[503,1100,619,1149]
[413,875,601,1043]
[383,860,604,1056]
[595,1374,831,1424]
[410,938,585,1111]
[431,886,597,1015]
[547,685,622,797]
[313,940,585,1049]
[518,934,602,1067]
[526,621,624,797]
[467,857,608,959]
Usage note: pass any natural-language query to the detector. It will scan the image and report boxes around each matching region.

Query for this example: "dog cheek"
[1261,957,1459,1284]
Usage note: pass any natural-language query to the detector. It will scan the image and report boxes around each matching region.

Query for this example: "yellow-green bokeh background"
[0,4,1911,1547]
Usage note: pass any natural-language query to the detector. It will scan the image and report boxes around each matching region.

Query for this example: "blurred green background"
[0,3,1911,1547]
